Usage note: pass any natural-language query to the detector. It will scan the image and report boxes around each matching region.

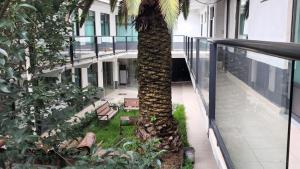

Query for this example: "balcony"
[184,37,300,169]
[59,35,186,67]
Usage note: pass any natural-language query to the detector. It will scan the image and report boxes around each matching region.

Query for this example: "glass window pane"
[101,13,110,36]
[88,63,98,87]
[291,2,300,168]
[215,46,291,169]
[197,39,210,111]
[239,0,249,39]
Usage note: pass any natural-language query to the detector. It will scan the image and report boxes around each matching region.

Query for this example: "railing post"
[182,35,185,51]
[191,38,193,69]
[113,36,116,55]
[209,42,217,126]
[196,38,200,84]
[187,37,190,61]
[95,36,99,58]
[69,36,74,65]
[286,60,295,169]
[125,36,128,52]
[186,37,188,57]
[184,36,186,55]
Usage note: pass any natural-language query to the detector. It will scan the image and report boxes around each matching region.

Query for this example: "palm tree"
[110,0,190,152]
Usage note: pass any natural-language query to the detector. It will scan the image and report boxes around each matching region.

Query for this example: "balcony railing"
[184,37,300,169]
[62,35,185,65]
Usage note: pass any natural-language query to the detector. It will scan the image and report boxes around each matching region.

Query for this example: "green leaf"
[110,0,118,12]
[17,15,30,24]
[0,84,10,93]
[126,0,141,16]
[181,0,190,20]
[159,0,179,30]
[6,67,14,78]
[79,0,94,27]
[0,48,8,57]
[0,57,5,65]
[18,4,37,11]
[0,19,14,28]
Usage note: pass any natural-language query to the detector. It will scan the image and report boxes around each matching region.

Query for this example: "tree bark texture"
[136,9,181,152]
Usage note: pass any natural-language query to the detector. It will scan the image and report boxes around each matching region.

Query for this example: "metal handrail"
[209,38,300,61]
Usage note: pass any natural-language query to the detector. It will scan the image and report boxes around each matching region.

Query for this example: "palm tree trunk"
[136,11,181,152]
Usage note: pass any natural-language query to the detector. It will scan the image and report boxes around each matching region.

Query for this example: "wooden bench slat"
[97,106,110,116]
[96,101,118,121]
[124,98,139,111]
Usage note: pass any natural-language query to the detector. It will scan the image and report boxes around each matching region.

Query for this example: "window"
[115,16,138,47]
[84,11,95,43]
[85,11,95,36]
[116,16,138,37]
[238,0,249,39]
[88,63,98,87]
[209,6,214,37]
[201,14,203,36]
[101,13,110,36]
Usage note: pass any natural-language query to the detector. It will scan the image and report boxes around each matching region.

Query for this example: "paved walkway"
[172,83,218,169]
[106,83,218,169]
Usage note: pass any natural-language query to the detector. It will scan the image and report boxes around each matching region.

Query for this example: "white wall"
[246,0,291,42]
[173,9,202,37]
[228,0,238,39]
[226,0,293,69]
[214,0,226,38]
[176,2,226,39]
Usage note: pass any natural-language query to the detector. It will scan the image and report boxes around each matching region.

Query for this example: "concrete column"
[81,68,89,88]
[71,68,76,83]
[78,10,85,36]
[110,14,116,36]
[95,12,101,36]
[97,61,104,88]
[57,74,62,84]
[112,59,119,89]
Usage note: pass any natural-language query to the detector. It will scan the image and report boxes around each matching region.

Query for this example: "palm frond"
[117,0,128,28]
[126,0,141,16]
[110,0,118,12]
[180,0,190,20]
[158,0,179,30]
[79,0,94,27]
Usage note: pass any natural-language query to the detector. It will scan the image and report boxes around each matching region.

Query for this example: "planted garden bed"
[83,110,139,148]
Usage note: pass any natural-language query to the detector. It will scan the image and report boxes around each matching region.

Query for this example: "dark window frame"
[101,13,110,36]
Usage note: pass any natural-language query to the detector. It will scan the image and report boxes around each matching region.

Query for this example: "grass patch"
[84,110,138,148]
[182,159,194,169]
[173,104,189,147]
[84,105,193,168]
[173,104,194,169]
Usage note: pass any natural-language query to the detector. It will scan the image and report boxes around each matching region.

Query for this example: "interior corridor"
[172,82,218,169]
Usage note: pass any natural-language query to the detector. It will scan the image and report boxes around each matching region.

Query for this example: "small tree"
[0,0,101,167]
